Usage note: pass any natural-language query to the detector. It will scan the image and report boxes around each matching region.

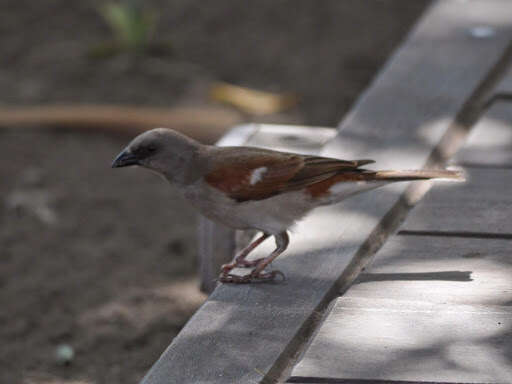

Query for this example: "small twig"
[0,104,243,143]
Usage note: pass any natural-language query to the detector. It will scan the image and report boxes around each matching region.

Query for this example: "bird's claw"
[219,269,286,284]
[220,262,236,274]
[221,258,265,274]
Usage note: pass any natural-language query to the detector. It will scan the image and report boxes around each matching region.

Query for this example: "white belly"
[178,179,386,234]
[180,181,312,235]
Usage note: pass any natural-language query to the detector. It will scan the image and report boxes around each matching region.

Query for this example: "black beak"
[112,150,139,168]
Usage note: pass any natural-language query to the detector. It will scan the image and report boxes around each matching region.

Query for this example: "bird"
[112,128,463,284]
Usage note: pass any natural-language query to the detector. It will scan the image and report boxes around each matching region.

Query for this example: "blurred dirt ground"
[0,1,429,383]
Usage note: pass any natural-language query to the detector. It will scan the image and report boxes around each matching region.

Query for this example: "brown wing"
[204,146,374,202]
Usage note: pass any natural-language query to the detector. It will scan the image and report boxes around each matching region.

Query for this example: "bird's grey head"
[112,128,204,184]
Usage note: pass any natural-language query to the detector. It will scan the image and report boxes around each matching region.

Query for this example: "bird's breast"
[180,181,312,234]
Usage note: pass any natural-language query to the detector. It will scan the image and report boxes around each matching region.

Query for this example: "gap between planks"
[287,376,494,384]
[274,41,512,384]
[288,377,493,384]
[398,230,512,240]
[456,162,512,170]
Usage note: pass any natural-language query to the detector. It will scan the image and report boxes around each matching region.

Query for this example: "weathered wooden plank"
[455,103,512,167]
[244,124,337,154]
[291,235,512,382]
[344,236,512,306]
[454,60,512,167]
[402,64,512,237]
[198,124,337,292]
[214,123,338,152]
[142,2,512,383]
[291,60,512,382]
[487,62,512,100]
[290,297,512,383]
[402,167,512,234]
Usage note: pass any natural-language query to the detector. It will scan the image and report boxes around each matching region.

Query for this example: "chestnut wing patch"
[204,151,304,201]
[205,147,375,202]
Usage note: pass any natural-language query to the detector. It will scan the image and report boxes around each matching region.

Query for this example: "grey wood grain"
[402,167,512,234]
[245,124,337,154]
[455,58,512,167]
[490,63,512,98]
[347,236,512,306]
[198,124,336,292]
[142,1,512,383]
[291,297,512,383]
[291,236,512,382]
[455,103,512,167]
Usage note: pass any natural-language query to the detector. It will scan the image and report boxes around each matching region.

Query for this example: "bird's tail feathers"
[373,169,465,182]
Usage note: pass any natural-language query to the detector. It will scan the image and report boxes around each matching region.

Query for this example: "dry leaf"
[210,82,299,115]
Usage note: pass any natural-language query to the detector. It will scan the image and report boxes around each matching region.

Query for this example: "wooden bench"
[290,66,512,383]
[141,1,512,383]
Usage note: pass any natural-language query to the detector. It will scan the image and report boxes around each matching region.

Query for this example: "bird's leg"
[220,232,289,284]
[251,232,289,280]
[220,233,270,274]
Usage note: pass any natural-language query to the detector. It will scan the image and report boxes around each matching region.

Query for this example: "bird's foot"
[220,262,236,274]
[221,257,265,274]
[219,269,285,284]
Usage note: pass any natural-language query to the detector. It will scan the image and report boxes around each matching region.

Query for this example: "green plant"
[90,0,172,58]
[99,0,156,51]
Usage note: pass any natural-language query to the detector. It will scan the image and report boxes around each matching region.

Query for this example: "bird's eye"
[147,145,157,153]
